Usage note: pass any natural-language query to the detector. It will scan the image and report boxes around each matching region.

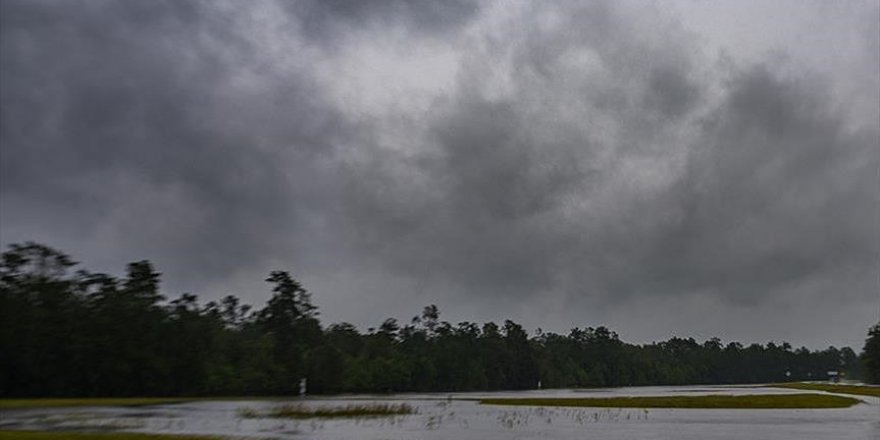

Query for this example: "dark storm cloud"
[337,98,582,297]
[287,0,480,45]
[334,1,710,300]
[630,66,879,303]
[0,0,350,291]
[327,0,877,317]
[644,66,701,119]
[1,0,876,346]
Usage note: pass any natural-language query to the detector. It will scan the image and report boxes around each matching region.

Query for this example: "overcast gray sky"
[2,0,878,349]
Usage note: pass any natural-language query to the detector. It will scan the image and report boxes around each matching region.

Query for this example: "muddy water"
[1,385,877,439]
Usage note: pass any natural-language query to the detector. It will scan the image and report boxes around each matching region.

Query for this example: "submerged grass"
[479,393,860,409]
[239,402,416,419]
[770,383,880,398]
[0,432,221,440]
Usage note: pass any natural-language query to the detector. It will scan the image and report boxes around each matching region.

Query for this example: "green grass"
[479,393,861,409]
[0,396,300,410]
[771,383,880,398]
[0,432,221,440]
[239,403,416,419]
[0,398,194,410]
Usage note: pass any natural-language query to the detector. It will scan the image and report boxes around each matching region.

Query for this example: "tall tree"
[863,322,880,384]
[258,271,322,393]
[0,243,78,396]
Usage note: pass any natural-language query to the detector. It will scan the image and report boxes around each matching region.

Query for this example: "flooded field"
[2,385,877,439]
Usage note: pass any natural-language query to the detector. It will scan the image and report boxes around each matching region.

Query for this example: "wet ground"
[2,385,877,439]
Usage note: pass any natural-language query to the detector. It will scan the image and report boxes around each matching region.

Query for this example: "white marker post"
[299,377,307,397]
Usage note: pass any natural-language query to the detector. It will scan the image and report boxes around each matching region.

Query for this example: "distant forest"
[1,242,877,397]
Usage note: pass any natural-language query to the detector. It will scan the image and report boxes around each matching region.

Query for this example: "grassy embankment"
[0,398,417,419]
[0,398,194,410]
[480,393,860,409]
[0,396,300,410]
[238,403,415,419]
[770,382,880,398]
[0,433,221,440]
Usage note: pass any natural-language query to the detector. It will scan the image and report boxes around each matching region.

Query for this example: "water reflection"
[2,385,877,440]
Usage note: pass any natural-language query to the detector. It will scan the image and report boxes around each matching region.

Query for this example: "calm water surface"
[2,385,877,439]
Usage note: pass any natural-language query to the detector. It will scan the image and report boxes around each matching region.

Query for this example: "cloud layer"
[2,0,877,348]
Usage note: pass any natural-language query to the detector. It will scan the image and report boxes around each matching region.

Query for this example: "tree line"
[1,242,876,397]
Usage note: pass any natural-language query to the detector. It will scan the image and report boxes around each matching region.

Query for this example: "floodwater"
[1,385,877,439]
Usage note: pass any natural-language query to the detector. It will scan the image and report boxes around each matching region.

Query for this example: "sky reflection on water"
[2,385,877,440]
